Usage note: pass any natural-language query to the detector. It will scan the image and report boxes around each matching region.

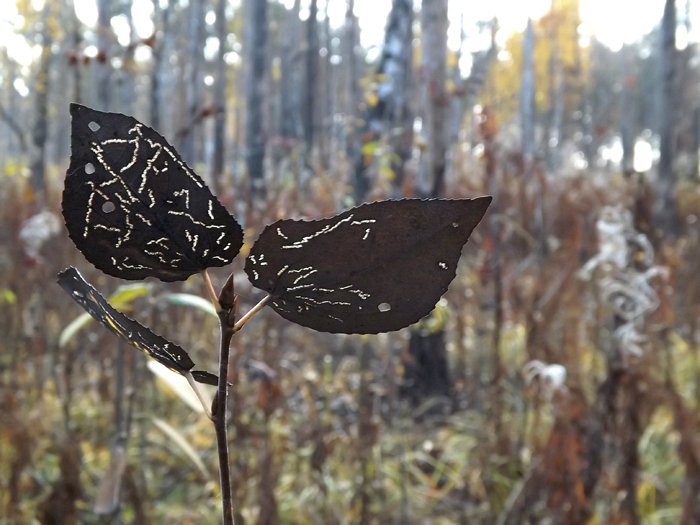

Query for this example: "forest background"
[2,0,700,523]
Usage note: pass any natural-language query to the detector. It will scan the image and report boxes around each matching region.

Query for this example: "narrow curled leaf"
[62,104,243,282]
[57,267,217,385]
[245,197,491,334]
[59,282,149,347]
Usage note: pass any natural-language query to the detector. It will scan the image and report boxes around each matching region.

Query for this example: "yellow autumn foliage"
[482,0,590,125]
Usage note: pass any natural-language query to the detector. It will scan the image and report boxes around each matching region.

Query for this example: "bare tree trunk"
[246,0,268,202]
[344,0,360,117]
[96,0,111,110]
[319,1,332,169]
[406,0,450,403]
[30,6,54,202]
[232,70,246,223]
[303,0,319,155]
[657,0,679,236]
[387,0,414,198]
[120,0,136,116]
[418,0,448,198]
[181,0,205,164]
[621,75,635,176]
[279,0,301,140]
[211,0,227,197]
[692,107,700,179]
[70,0,82,105]
[519,17,536,234]
[521,18,535,176]
[546,52,564,172]
[445,10,465,189]
[149,0,172,130]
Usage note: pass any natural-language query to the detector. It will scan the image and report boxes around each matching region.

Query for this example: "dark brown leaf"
[62,104,243,282]
[245,197,491,334]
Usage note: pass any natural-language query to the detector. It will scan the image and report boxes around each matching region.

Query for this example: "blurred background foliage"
[2,0,700,523]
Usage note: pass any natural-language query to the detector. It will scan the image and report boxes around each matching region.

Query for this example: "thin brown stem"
[205,275,271,524]
[215,309,235,525]
[233,295,270,333]
[201,270,223,313]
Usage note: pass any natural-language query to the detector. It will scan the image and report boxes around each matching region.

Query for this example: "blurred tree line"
[2,0,697,226]
[3,0,700,522]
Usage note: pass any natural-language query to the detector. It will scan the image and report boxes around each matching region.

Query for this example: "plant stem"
[233,295,270,333]
[202,270,223,313]
[201,273,268,524]
[215,309,235,525]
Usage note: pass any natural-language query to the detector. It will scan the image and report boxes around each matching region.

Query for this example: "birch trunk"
[418,0,448,198]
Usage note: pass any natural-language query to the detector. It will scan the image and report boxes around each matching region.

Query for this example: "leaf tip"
[69,103,88,117]
[473,195,493,215]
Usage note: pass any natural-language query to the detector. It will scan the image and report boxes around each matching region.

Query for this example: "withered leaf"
[57,267,218,385]
[245,197,491,334]
[62,104,243,282]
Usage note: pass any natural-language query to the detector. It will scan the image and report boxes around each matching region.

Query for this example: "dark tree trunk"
[149,0,172,131]
[319,0,332,169]
[120,0,136,115]
[351,0,414,203]
[246,0,268,202]
[692,107,700,179]
[211,0,227,197]
[30,15,53,202]
[180,0,205,164]
[279,0,301,140]
[95,0,111,111]
[71,0,82,105]
[621,76,635,176]
[657,0,679,236]
[403,331,451,403]
[406,0,451,404]
[303,0,319,154]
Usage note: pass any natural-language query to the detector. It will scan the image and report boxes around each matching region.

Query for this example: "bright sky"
[349,0,675,53]
[0,0,694,80]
